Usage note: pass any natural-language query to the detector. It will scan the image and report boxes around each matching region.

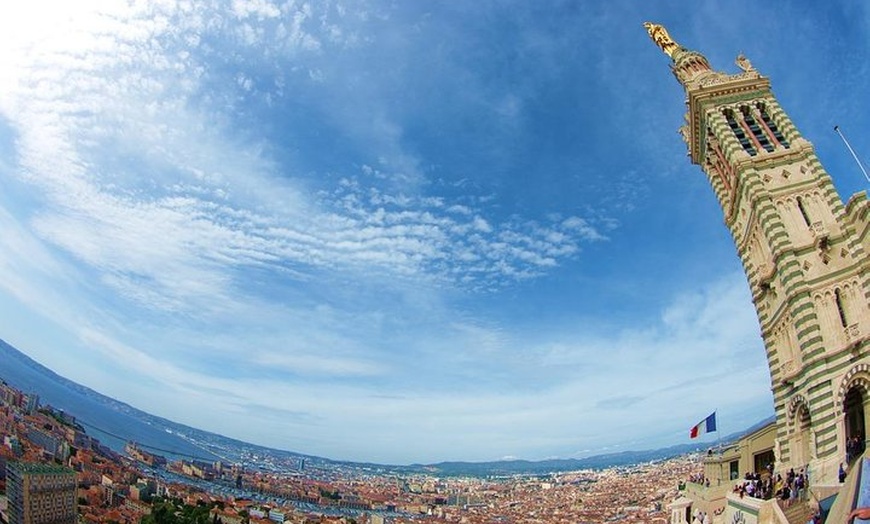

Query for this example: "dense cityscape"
[1,377,703,524]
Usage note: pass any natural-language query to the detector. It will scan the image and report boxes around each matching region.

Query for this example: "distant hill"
[0,337,772,476]
[416,419,777,477]
[0,338,222,461]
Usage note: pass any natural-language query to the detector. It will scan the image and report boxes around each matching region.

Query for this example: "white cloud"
[253,352,387,377]
[232,0,281,20]
[0,0,606,316]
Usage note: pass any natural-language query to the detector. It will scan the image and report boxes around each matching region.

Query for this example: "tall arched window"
[724,108,757,156]
[743,106,774,153]
[796,196,812,227]
[835,289,848,327]
[756,102,790,149]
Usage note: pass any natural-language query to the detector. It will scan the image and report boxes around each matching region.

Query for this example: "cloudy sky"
[0,1,868,464]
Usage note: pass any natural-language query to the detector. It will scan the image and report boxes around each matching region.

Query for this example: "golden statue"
[644,22,680,58]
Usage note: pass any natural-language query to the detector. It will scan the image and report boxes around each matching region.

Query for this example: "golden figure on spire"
[644,22,680,58]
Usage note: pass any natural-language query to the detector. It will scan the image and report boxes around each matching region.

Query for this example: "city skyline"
[0,2,867,464]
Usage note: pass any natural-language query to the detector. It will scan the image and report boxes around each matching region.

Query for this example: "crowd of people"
[841,434,867,483]
[687,473,709,487]
[683,437,867,522]
[846,435,866,464]
[730,467,807,507]
[691,508,711,524]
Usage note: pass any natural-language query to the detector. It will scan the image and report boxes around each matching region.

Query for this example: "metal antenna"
[833,125,870,183]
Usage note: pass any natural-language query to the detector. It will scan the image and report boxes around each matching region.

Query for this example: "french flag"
[690,412,717,439]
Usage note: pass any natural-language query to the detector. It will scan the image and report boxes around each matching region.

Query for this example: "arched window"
[724,108,757,156]
[742,106,774,153]
[835,289,848,327]
[756,103,790,149]
[796,196,812,227]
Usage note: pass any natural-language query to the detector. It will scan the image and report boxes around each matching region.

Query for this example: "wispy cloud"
[2,0,607,318]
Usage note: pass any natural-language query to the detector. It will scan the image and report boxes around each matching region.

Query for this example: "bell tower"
[645,23,870,483]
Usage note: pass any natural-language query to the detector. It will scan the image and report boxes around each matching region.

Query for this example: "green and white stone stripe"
[763,98,800,144]
[683,76,868,477]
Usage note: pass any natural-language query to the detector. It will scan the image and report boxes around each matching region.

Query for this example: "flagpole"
[834,125,870,183]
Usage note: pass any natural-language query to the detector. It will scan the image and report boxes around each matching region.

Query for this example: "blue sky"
[0,1,867,464]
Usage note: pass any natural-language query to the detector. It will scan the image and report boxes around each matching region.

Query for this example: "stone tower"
[645,23,869,484]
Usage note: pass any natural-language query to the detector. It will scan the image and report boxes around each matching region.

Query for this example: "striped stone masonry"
[662,40,870,484]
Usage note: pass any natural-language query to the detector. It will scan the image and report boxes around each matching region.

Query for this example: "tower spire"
[643,22,681,59]
[646,23,870,487]
[644,23,717,90]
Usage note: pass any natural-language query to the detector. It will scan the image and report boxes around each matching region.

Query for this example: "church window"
[796,196,812,226]
[725,109,757,156]
[757,103,790,148]
[834,289,848,327]
[744,111,774,152]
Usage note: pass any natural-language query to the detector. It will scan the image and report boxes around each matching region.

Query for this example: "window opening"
[796,196,812,226]
[725,109,757,156]
[757,104,790,148]
[834,289,848,327]
[745,111,775,152]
